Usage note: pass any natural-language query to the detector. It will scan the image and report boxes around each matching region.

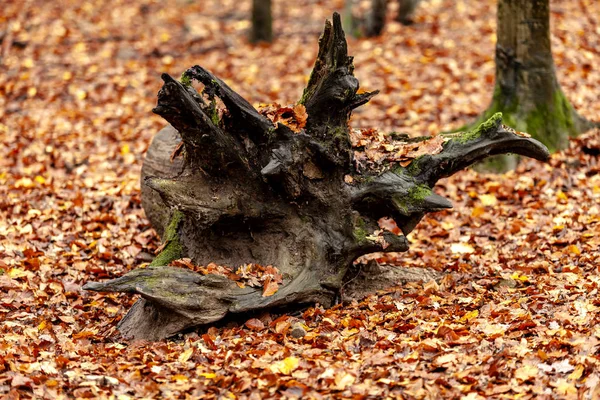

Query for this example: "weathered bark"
[250,0,272,43]
[83,13,549,341]
[396,0,421,25]
[476,0,594,164]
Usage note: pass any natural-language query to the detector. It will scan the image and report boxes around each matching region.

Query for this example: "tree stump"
[83,13,549,341]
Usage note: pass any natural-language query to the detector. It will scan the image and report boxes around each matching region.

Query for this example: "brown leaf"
[170,141,185,162]
[245,318,265,331]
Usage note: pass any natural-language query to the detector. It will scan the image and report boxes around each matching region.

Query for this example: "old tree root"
[83,13,549,341]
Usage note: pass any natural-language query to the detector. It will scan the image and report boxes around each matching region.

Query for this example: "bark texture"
[83,13,550,341]
[478,0,593,156]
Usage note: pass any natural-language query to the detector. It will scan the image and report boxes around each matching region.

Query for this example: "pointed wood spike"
[183,66,274,144]
[422,192,453,211]
[415,113,550,186]
[330,12,349,66]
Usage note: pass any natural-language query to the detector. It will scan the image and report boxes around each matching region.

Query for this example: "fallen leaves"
[1,0,600,398]
[244,318,265,331]
[269,356,299,375]
[351,128,446,170]
[259,103,308,132]
[178,348,194,363]
[170,258,283,295]
[460,310,479,323]
[478,193,497,206]
[392,135,446,166]
[450,242,475,254]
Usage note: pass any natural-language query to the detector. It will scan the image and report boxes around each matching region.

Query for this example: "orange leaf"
[293,104,308,130]
[262,276,279,297]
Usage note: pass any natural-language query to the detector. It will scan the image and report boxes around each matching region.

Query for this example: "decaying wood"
[83,13,549,341]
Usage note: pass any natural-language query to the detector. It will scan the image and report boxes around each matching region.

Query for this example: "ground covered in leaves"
[1,0,600,398]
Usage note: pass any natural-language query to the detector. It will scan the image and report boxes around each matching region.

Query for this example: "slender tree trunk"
[364,0,388,37]
[342,0,358,37]
[83,14,549,341]
[480,0,592,155]
[396,0,420,25]
[251,0,272,43]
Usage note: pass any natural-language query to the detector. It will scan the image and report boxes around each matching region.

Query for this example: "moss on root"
[393,183,433,214]
[180,73,192,87]
[149,210,184,267]
[464,83,590,172]
[408,184,432,203]
[513,89,576,152]
[455,112,503,144]
[209,99,220,126]
[479,86,582,153]
[405,156,424,176]
[298,86,315,106]
[352,215,369,242]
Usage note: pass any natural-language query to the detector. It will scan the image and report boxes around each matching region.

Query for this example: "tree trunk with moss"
[476,0,592,166]
[251,0,272,43]
[83,13,549,341]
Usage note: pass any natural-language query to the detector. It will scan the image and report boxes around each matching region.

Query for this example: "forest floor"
[1,0,600,398]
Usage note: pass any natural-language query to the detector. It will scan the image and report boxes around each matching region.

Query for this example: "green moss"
[405,156,424,176]
[149,210,184,267]
[391,165,404,176]
[454,82,584,172]
[180,73,192,87]
[391,184,432,214]
[513,89,578,152]
[476,112,503,134]
[486,89,575,153]
[408,184,432,203]
[211,109,219,126]
[353,227,368,242]
[392,196,408,214]
[455,112,503,144]
[352,216,369,242]
[483,86,579,153]
[357,174,375,184]
[299,85,314,105]
[329,126,346,138]
[208,99,220,126]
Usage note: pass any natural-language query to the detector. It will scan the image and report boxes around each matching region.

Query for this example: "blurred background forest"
[2,0,598,145]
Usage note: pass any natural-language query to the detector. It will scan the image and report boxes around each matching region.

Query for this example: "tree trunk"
[364,0,388,37]
[83,13,549,341]
[478,0,592,156]
[396,0,421,25]
[251,0,272,43]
